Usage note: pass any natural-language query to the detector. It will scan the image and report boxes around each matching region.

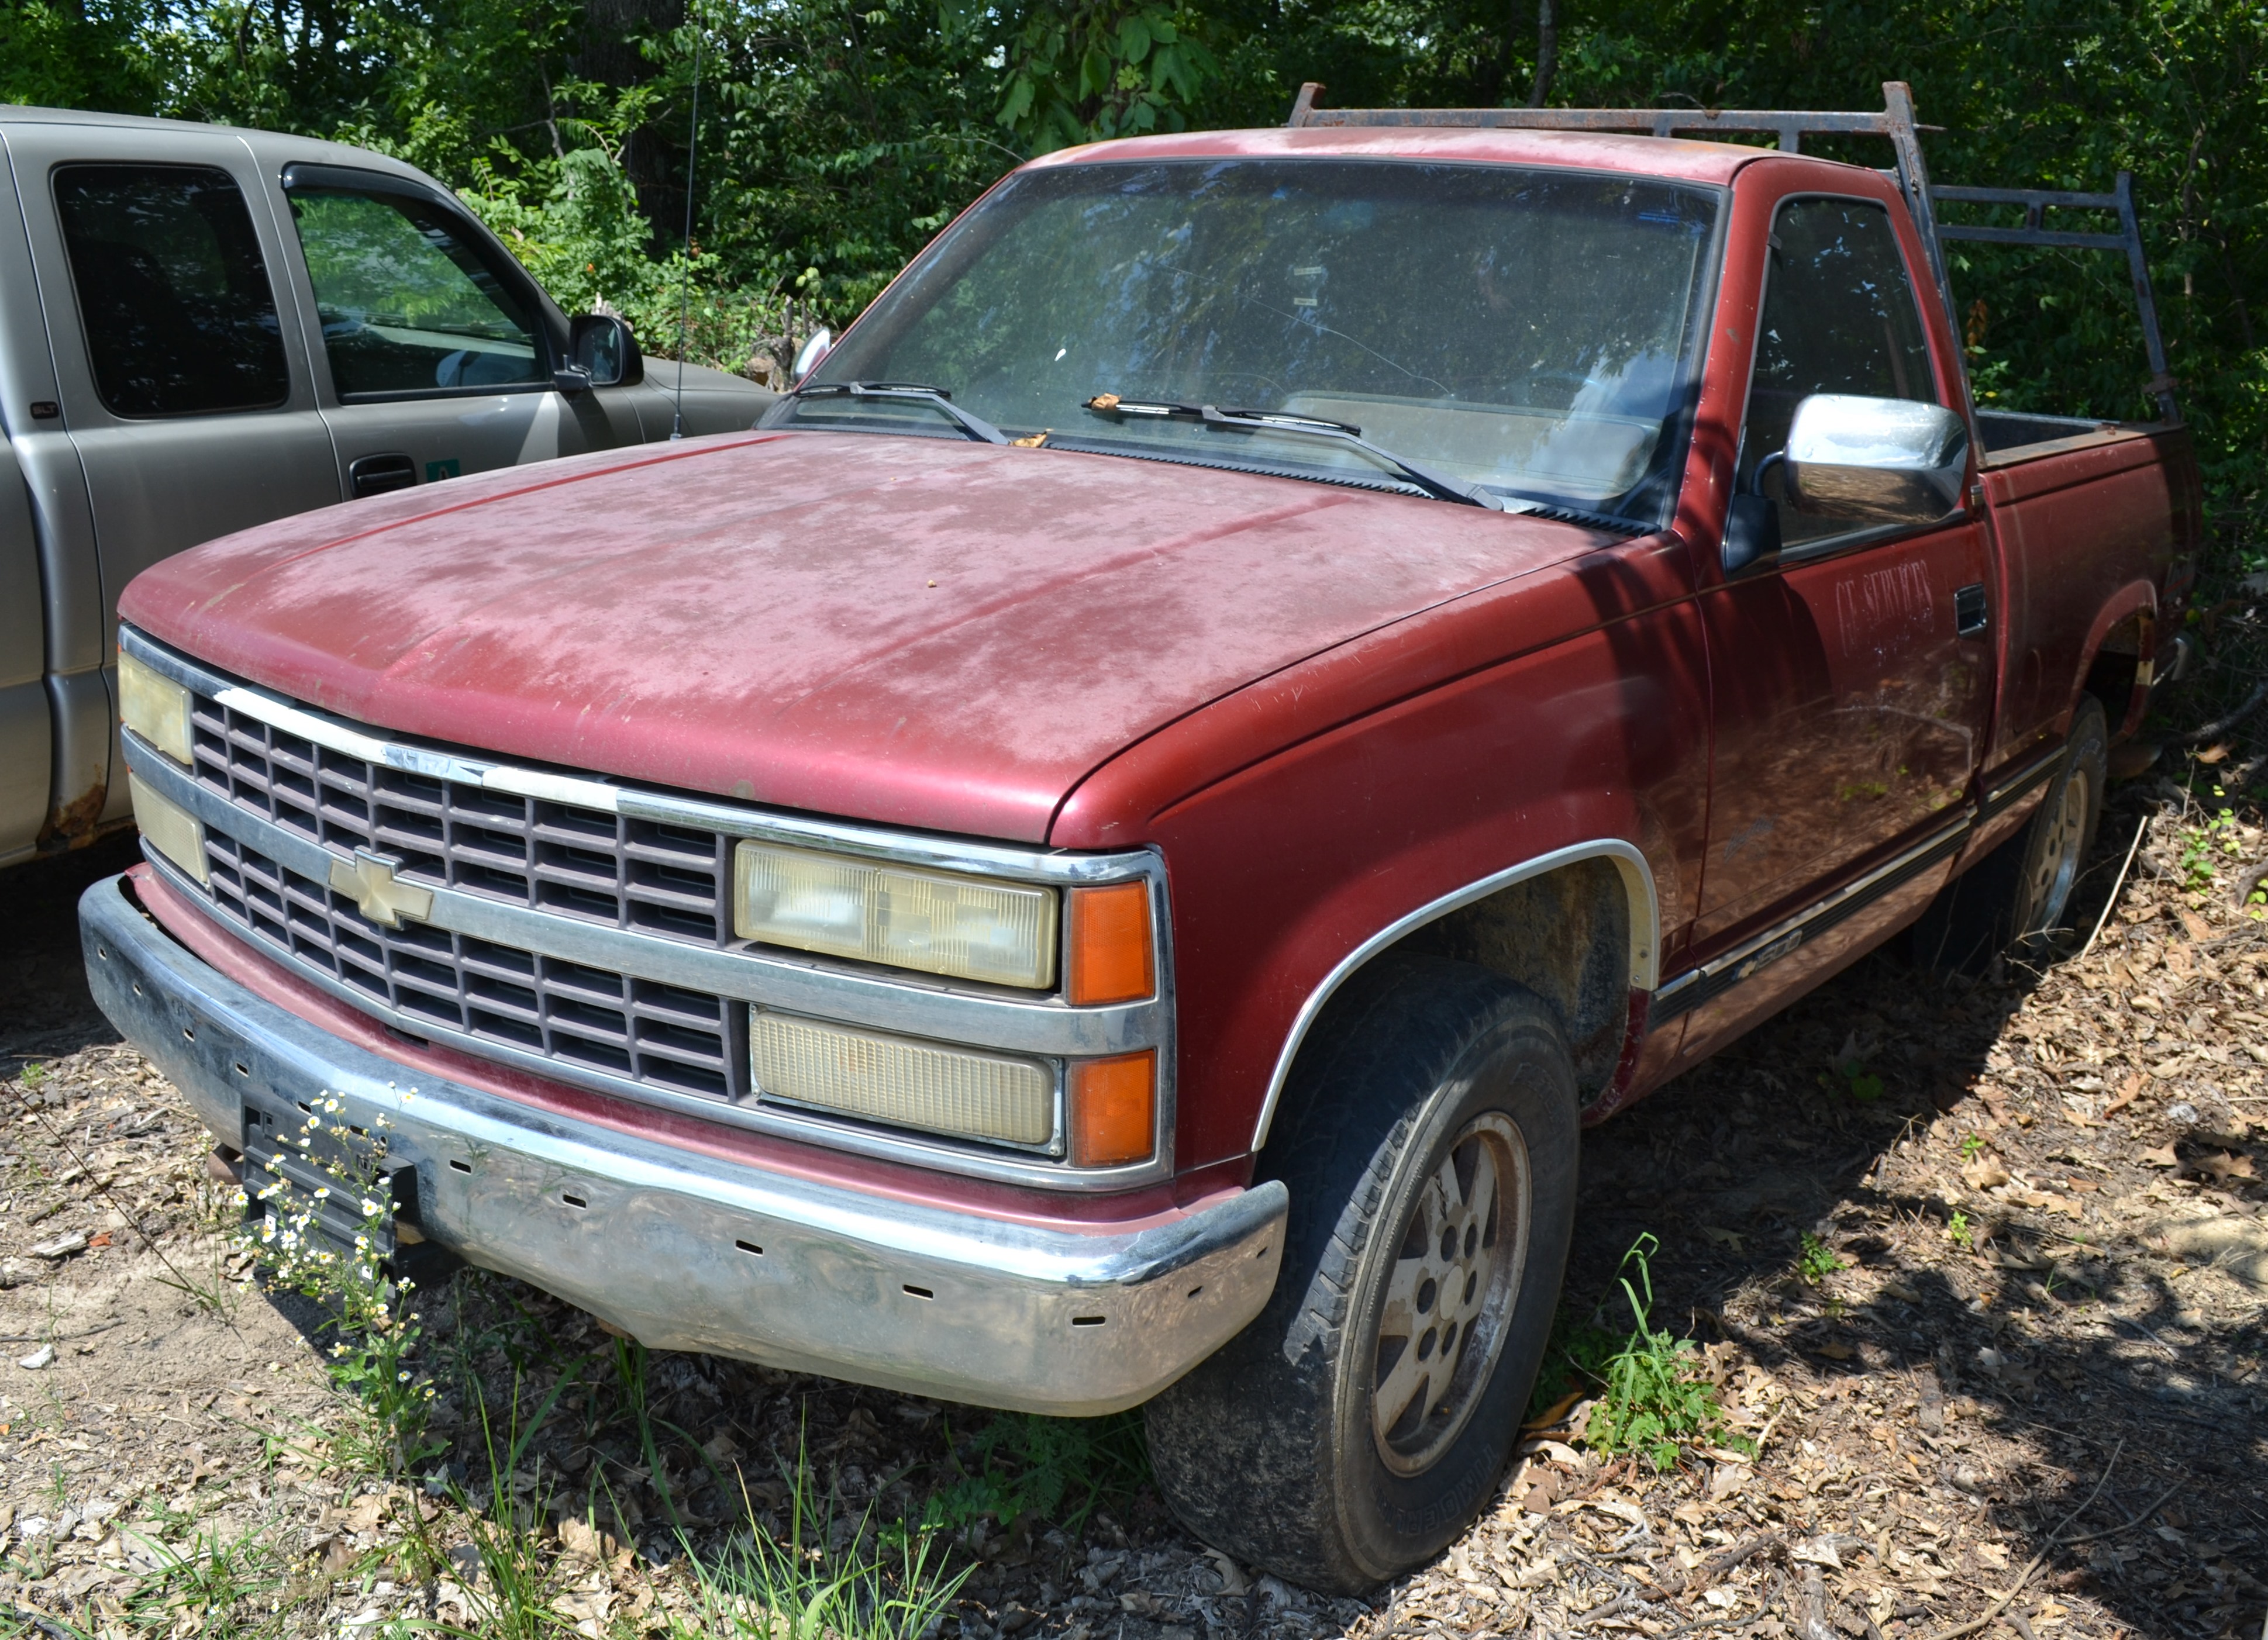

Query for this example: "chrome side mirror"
[791,327,833,384]
[1784,393,1968,525]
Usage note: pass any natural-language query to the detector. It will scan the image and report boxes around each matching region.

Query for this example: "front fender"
[1059,593,1711,1173]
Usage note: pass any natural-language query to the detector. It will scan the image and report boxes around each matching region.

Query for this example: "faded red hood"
[122,430,1598,842]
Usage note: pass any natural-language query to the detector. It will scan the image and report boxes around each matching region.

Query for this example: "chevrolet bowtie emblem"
[328,848,435,929]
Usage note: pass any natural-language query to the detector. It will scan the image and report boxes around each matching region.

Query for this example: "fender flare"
[2069,580,2157,734]
[1247,838,1660,1151]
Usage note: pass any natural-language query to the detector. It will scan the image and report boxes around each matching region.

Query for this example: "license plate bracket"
[237,1101,455,1284]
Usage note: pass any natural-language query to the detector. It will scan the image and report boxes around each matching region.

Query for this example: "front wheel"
[1145,954,1578,1593]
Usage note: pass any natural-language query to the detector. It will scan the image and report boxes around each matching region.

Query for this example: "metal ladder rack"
[1285,81,2177,424]
[1932,175,2174,422]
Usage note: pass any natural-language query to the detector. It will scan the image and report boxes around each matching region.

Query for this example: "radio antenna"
[670,9,705,440]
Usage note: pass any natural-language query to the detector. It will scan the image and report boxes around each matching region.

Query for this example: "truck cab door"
[1680,194,1993,1057]
[273,164,636,502]
[8,126,342,835]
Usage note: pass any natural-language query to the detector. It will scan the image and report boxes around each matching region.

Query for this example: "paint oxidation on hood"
[122,431,1602,842]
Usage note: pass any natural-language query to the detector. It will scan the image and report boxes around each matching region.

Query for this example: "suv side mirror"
[558,314,642,392]
[1784,393,1968,525]
[791,327,833,384]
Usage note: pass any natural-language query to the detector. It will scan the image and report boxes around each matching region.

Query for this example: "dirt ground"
[1,764,2263,1639]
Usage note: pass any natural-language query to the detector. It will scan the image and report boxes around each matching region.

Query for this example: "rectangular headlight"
[118,651,193,764]
[129,774,208,885]
[750,1009,1054,1148]
[733,841,1057,990]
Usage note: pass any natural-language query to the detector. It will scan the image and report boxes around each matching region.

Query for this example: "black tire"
[1909,695,2110,973]
[1145,954,1578,1593]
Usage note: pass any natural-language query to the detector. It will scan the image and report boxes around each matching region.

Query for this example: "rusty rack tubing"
[1286,80,2180,427]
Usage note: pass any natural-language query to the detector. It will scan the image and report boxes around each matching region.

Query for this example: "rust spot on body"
[38,780,108,851]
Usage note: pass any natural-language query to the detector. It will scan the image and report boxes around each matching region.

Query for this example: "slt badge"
[328,848,435,929]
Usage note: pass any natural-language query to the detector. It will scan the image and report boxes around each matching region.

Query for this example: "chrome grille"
[184,691,740,1102]
[188,695,729,938]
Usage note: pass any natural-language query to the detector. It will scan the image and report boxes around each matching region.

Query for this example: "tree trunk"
[1529,0,1557,107]
[1478,0,1512,104]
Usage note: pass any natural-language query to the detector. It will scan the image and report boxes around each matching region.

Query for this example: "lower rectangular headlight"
[129,774,208,885]
[749,1009,1056,1149]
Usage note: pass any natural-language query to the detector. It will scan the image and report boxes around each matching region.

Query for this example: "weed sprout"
[1557,1234,1756,1472]
[238,1092,441,1475]
[1797,1232,1848,1286]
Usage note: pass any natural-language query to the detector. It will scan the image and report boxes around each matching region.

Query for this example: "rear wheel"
[1909,695,2110,971]
[2009,698,2108,948]
[1145,954,1577,1593]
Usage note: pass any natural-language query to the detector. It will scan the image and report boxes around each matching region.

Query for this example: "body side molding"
[1651,813,1972,1023]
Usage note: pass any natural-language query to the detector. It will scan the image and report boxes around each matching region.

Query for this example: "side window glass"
[1742,197,1938,544]
[53,164,289,418]
[287,185,543,397]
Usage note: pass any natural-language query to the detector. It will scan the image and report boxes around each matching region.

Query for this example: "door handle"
[349,453,418,499]
[1955,583,1988,636]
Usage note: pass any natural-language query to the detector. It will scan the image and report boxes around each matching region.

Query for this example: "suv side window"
[1741,197,1939,546]
[53,164,291,418]
[287,184,543,398]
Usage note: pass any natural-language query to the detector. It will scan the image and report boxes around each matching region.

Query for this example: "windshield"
[782,158,1721,520]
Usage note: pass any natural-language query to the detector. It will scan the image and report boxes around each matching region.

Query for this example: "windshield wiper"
[792,381,1009,445]
[1081,395,1502,511]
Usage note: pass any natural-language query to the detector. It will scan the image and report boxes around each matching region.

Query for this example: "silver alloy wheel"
[1370,1111,1531,1476]
[2026,763,2094,938]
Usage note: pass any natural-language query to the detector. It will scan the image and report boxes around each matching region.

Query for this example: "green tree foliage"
[13,0,2263,553]
[0,0,168,112]
[994,1,1218,152]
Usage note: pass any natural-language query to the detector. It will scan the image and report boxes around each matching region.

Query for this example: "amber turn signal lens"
[1066,882,1153,1005]
[1069,1052,1156,1168]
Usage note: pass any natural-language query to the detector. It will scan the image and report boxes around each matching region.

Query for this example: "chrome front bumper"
[81,873,1285,1415]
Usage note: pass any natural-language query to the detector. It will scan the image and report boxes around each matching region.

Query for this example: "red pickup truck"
[83,84,2194,1589]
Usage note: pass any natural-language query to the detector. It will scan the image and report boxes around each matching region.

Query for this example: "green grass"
[1525,1313,1619,1424]
[911,1409,1150,1539]
[2177,797,2241,893]
[1797,1232,1848,1286]
[675,1465,972,1640]
[1819,1049,1885,1104]
[1533,1234,1753,1472]
[44,1523,291,1639]
[5,1089,1141,1638]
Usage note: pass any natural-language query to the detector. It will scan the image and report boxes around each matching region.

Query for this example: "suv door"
[276,163,639,498]
[0,443,50,862]
[11,127,343,835]
[1678,192,1993,1056]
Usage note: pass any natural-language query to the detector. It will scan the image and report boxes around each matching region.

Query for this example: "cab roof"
[0,106,441,185]
[1027,123,1791,187]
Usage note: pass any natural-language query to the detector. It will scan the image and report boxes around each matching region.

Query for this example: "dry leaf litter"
[1,755,2263,1639]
